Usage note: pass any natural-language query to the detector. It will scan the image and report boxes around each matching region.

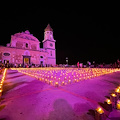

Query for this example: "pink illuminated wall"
[0,25,56,66]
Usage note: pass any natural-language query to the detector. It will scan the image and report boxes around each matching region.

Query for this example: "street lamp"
[66,57,68,65]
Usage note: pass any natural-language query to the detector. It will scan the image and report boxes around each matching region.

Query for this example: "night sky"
[0,3,120,65]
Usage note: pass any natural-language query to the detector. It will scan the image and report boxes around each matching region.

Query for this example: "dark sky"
[0,3,120,65]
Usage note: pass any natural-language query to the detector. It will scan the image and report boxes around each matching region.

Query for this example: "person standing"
[77,62,79,68]
[117,59,120,68]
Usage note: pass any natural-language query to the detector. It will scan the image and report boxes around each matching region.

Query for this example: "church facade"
[0,24,56,67]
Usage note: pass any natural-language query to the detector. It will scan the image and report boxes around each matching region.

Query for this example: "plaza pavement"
[0,69,120,120]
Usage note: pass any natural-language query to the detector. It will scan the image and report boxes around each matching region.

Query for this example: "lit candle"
[115,87,120,99]
[106,99,111,104]
[104,99,112,112]
[76,79,79,82]
[116,100,120,110]
[96,107,104,114]
[55,82,59,87]
[62,81,64,85]
[111,93,116,97]
[0,89,2,93]
[74,79,76,82]
[64,77,67,80]
[45,79,47,83]
[110,93,117,108]
[49,81,52,85]
[115,88,120,93]
[0,89,2,97]
[68,80,71,84]
[117,86,120,89]
[42,78,44,81]
[95,107,104,120]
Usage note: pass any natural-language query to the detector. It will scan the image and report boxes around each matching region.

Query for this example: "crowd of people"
[0,59,120,69]
[77,59,120,68]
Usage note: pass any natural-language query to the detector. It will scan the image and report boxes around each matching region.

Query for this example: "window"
[50,43,53,47]
[26,43,28,48]
[3,53,10,56]
[50,51,52,56]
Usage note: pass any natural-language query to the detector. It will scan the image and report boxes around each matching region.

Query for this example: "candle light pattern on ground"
[0,69,7,97]
[11,68,120,87]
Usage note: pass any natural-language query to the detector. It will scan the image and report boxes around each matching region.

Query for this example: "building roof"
[12,30,39,42]
[44,24,53,32]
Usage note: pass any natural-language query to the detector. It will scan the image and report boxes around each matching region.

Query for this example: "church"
[0,24,56,67]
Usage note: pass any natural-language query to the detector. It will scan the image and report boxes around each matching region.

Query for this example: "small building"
[0,24,56,67]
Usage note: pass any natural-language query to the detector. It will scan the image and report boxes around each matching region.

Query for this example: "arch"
[24,50,30,56]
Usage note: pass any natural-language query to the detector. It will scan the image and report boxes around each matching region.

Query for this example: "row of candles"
[11,68,120,87]
[95,86,120,120]
[0,68,7,98]
[11,68,120,119]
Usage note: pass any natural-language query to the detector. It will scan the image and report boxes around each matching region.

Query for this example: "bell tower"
[42,24,56,66]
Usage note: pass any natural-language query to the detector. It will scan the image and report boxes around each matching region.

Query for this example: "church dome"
[44,24,53,31]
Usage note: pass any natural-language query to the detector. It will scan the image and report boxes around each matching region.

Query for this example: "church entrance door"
[24,58,29,64]
[23,56,31,65]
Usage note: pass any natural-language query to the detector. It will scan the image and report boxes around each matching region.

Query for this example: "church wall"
[0,46,47,65]
[0,46,13,63]
[11,37,40,51]
[47,58,56,66]
[46,49,56,59]
[0,25,56,66]
[43,40,55,49]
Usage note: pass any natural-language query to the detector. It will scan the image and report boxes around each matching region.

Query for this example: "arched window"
[26,43,28,48]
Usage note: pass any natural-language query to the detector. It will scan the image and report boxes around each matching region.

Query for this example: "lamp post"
[66,57,68,65]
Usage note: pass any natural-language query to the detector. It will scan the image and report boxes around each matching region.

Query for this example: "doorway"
[24,58,29,64]
[40,61,43,67]
[23,56,31,65]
